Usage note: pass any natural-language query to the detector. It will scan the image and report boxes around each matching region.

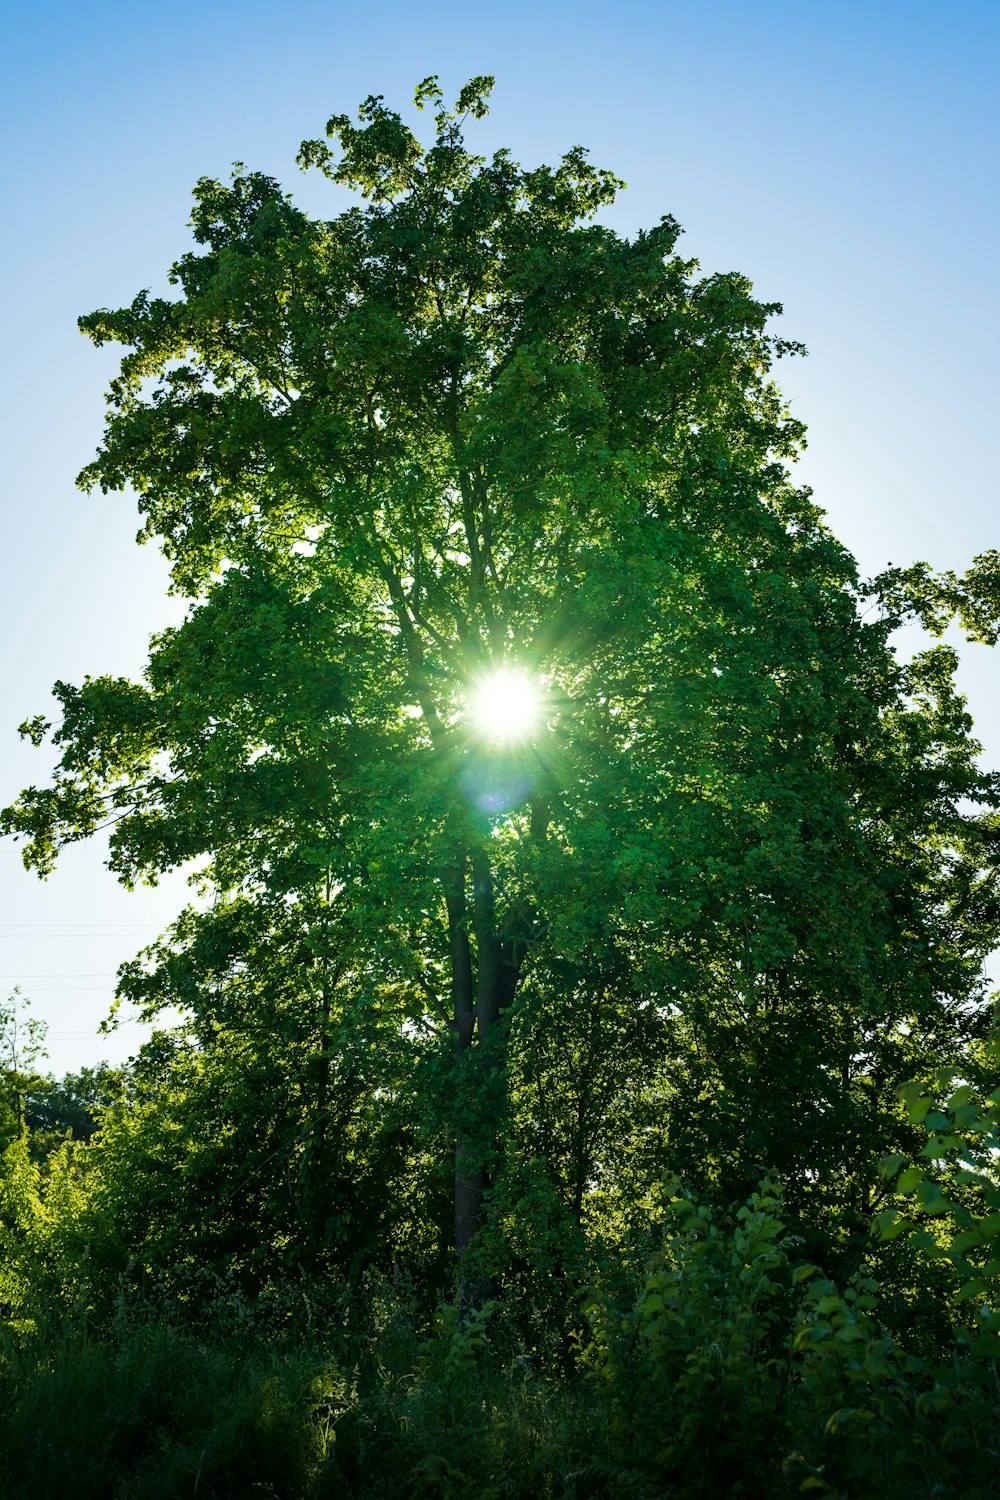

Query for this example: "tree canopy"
[4,76,999,1292]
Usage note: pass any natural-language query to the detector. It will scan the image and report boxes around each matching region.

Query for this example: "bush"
[583,1175,796,1498]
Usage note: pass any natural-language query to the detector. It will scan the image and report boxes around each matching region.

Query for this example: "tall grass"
[0,1279,603,1500]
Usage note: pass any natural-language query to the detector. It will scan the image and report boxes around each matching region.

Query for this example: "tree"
[0,991,47,1309]
[0,990,47,1150]
[5,77,999,1288]
[25,1063,120,1157]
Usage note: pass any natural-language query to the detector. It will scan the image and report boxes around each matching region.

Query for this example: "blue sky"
[1,0,997,1072]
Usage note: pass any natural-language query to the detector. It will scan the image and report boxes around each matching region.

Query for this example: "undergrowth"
[3,1167,1000,1500]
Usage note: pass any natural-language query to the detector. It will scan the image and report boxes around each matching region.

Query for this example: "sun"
[467,669,540,742]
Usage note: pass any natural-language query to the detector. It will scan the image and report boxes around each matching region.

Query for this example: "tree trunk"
[446,847,526,1297]
[454,1133,486,1262]
[445,862,482,1268]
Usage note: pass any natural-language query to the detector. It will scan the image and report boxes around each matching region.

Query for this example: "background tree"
[4,77,998,1291]
[0,991,47,1311]
[0,990,47,1150]
[25,1063,119,1159]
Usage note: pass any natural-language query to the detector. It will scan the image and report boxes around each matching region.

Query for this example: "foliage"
[0,989,47,1149]
[4,1168,1000,1499]
[0,991,48,1309]
[583,1175,794,1496]
[878,1038,1000,1336]
[51,1021,446,1306]
[25,1062,120,1159]
[581,1168,1000,1499]
[0,1313,337,1500]
[3,70,1000,1497]
[5,77,999,1291]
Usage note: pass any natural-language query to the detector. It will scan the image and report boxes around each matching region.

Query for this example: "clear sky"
[1,0,997,1074]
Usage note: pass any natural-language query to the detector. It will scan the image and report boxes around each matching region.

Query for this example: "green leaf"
[895,1166,924,1195]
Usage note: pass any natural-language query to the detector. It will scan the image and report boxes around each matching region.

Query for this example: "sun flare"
[467,669,540,742]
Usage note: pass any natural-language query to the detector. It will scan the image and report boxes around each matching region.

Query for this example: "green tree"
[4,77,998,1287]
[0,991,47,1308]
[25,1063,119,1157]
[1,990,47,1149]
